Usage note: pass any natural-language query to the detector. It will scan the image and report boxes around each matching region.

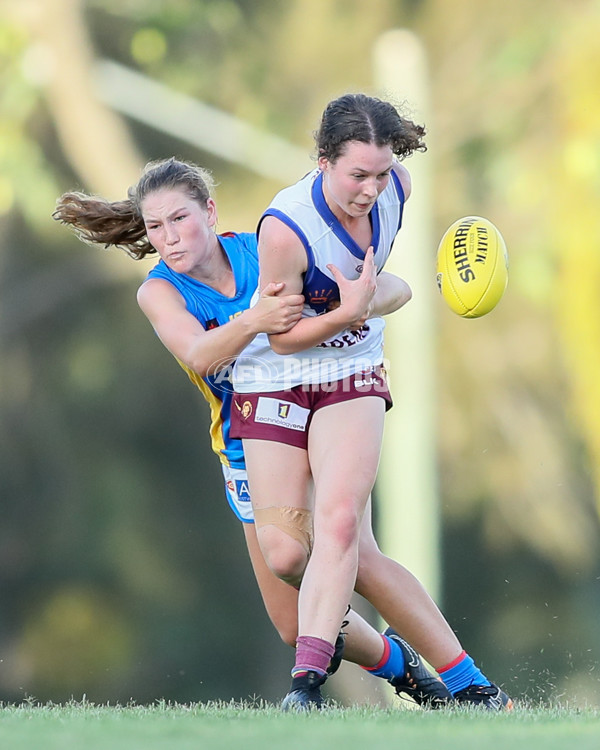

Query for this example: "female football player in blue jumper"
[230,94,512,711]
[54,152,510,710]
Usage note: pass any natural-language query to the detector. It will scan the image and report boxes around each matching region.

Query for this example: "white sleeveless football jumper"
[233,167,406,393]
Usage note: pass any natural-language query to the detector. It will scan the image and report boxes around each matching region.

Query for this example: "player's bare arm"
[343,271,412,330]
[370,272,412,317]
[137,277,303,376]
[261,217,377,355]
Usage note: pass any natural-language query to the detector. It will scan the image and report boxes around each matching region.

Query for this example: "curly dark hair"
[314,93,426,163]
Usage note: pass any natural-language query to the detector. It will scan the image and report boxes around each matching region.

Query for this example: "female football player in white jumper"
[232,94,512,711]
[53,157,455,708]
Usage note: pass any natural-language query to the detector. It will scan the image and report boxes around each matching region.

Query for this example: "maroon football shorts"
[230,365,392,450]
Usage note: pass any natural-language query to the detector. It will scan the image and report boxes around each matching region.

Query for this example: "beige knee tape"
[254,506,314,555]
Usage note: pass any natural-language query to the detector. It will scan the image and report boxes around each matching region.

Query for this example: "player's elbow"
[184,360,214,378]
[375,274,413,316]
[189,355,232,379]
[388,279,412,313]
[267,333,297,356]
[399,280,412,308]
[192,364,211,378]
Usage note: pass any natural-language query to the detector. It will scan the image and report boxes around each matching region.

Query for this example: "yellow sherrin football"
[436,216,508,318]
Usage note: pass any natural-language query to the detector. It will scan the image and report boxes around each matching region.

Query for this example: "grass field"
[0,701,599,750]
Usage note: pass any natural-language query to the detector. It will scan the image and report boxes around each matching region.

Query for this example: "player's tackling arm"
[137,277,303,376]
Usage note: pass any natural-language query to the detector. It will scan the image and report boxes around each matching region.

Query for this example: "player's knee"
[256,514,311,584]
[321,504,362,552]
[263,543,308,586]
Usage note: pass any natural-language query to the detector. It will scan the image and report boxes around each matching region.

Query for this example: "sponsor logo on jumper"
[278,403,290,419]
[205,318,219,330]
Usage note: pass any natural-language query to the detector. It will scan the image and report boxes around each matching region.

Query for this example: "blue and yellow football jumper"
[145,231,258,520]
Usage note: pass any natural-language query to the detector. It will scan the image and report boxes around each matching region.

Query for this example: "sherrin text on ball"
[436,216,508,318]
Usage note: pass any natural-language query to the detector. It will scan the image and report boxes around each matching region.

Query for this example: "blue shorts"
[221,464,254,523]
